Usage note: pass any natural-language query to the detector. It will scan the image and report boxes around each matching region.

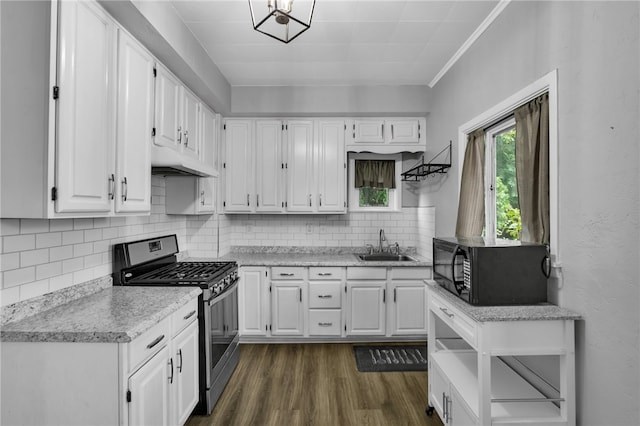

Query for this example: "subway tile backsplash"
[1,176,435,307]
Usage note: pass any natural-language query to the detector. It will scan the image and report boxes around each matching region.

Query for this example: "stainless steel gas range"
[112,235,239,415]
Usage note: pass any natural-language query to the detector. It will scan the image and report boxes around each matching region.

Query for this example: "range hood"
[151,147,218,177]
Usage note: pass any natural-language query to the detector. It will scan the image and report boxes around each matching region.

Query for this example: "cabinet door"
[173,321,199,426]
[389,281,427,335]
[450,385,478,426]
[286,120,314,212]
[255,120,283,212]
[428,357,448,423]
[353,120,385,143]
[128,345,171,426]
[154,64,181,151]
[224,120,253,212]
[316,120,346,212]
[385,119,421,144]
[56,0,115,214]
[181,88,200,160]
[271,282,304,336]
[346,281,386,336]
[200,105,217,170]
[115,29,152,213]
[238,267,269,336]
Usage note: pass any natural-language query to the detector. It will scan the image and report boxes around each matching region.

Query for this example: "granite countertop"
[216,252,432,268]
[425,280,582,322]
[1,286,202,344]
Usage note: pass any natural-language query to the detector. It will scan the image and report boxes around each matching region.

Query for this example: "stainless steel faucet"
[379,229,386,253]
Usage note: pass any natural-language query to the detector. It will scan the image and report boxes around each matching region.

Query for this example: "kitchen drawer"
[390,267,431,280]
[171,297,198,337]
[309,282,342,308]
[308,310,342,336]
[271,267,306,280]
[309,267,344,280]
[128,316,171,374]
[347,267,387,280]
[430,292,477,348]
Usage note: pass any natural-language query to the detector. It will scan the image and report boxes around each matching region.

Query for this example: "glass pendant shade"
[248,0,316,44]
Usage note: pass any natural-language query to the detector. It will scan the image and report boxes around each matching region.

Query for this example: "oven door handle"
[205,276,239,303]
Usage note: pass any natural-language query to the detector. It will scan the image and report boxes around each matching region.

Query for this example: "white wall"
[420,2,639,425]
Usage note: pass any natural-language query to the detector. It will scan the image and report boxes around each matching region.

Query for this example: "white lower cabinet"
[238,265,430,341]
[238,267,270,336]
[427,283,578,426]
[0,296,199,426]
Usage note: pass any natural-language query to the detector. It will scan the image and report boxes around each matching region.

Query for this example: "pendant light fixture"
[248,0,316,44]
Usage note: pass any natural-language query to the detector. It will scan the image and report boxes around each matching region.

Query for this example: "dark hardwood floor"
[186,343,444,426]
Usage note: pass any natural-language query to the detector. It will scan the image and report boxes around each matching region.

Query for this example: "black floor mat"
[353,345,428,372]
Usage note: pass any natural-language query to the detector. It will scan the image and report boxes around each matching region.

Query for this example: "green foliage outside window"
[359,187,388,207]
[495,129,521,239]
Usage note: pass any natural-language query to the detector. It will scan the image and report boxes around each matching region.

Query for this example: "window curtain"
[514,93,550,244]
[455,129,485,238]
[354,160,396,189]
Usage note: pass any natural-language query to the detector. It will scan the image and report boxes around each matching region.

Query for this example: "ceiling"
[170,0,501,87]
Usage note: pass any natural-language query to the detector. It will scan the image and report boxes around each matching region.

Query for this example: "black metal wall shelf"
[401,141,452,181]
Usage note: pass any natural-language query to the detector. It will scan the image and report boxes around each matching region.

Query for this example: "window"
[485,117,521,240]
[348,153,402,212]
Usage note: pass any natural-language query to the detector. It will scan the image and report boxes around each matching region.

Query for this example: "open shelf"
[431,350,563,424]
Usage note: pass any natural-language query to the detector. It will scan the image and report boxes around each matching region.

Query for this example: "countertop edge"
[425,280,582,322]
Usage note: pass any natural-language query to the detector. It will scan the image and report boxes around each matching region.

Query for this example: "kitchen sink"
[358,254,416,262]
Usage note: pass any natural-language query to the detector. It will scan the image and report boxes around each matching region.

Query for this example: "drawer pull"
[439,307,454,318]
[317,272,333,276]
[146,335,165,349]
[183,310,197,320]
[318,322,333,327]
[318,294,333,299]
[279,273,294,276]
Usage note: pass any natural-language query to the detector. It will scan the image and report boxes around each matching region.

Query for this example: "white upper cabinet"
[286,120,315,212]
[55,0,115,214]
[255,120,284,213]
[114,29,153,213]
[181,88,200,161]
[223,119,254,212]
[316,120,346,212]
[347,117,426,154]
[0,0,154,218]
[154,64,181,151]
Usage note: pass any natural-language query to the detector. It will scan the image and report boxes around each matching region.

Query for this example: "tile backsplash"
[1,176,434,307]
[0,177,187,306]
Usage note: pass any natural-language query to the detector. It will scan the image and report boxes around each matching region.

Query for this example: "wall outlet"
[306,223,314,234]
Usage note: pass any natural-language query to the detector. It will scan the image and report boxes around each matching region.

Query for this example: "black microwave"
[432,237,550,306]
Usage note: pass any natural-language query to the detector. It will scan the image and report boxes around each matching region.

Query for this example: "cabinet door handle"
[184,130,189,147]
[122,177,128,202]
[183,310,197,320]
[177,126,182,143]
[383,289,386,303]
[308,194,312,207]
[318,322,333,327]
[442,392,447,422]
[247,194,250,206]
[394,288,397,303]
[318,294,333,299]
[299,288,302,302]
[381,123,384,138]
[146,334,165,349]
[257,194,260,207]
[439,307,454,318]
[319,194,322,207]
[168,358,174,384]
[317,272,332,276]
[391,124,394,140]
[201,190,205,205]
[279,273,294,276]
[177,349,183,373]
[108,174,115,200]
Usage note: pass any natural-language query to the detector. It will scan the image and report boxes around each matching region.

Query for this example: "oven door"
[204,278,239,397]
